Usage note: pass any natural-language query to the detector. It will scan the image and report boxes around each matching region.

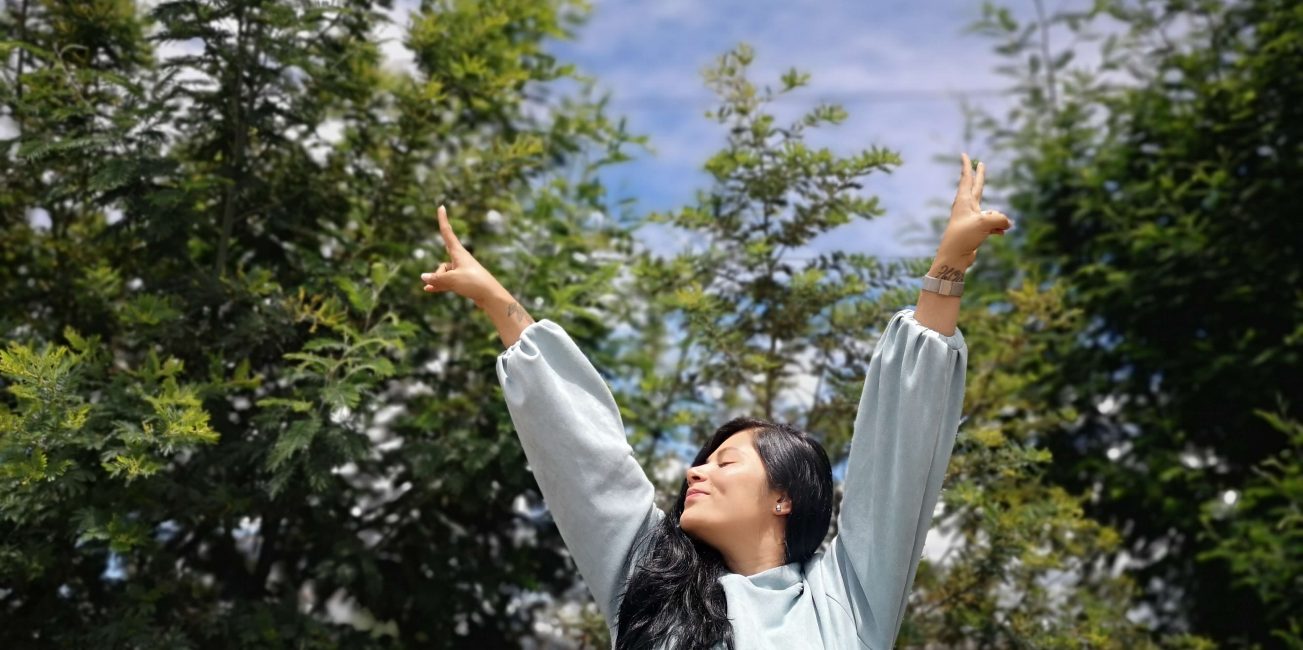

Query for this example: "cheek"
[714,472,766,511]
[724,469,766,498]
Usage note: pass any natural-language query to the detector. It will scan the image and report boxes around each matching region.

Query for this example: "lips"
[686,488,709,499]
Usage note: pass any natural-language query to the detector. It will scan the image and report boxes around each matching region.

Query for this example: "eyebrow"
[709,447,742,462]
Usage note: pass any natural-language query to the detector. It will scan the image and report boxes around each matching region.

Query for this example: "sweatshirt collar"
[730,561,804,590]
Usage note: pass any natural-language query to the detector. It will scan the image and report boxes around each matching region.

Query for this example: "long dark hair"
[614,416,834,650]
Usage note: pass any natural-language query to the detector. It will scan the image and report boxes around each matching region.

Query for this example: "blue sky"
[533,0,1023,260]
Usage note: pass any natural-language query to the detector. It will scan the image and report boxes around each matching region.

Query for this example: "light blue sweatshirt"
[496,308,967,649]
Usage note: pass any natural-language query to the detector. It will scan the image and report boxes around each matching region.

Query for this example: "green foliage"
[1198,402,1303,648]
[905,275,1161,647]
[0,339,88,492]
[0,0,641,646]
[969,0,1302,645]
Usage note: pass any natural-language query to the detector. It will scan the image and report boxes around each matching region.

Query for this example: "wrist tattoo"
[931,264,966,282]
[506,301,535,325]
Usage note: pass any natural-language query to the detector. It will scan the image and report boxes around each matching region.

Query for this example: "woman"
[421,154,1012,649]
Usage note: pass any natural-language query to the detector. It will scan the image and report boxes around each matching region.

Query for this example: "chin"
[679,508,718,541]
[679,509,703,535]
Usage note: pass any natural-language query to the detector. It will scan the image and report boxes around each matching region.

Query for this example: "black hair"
[613,416,834,650]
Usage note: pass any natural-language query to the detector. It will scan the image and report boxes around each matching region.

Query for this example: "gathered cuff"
[897,308,966,352]
[496,319,558,366]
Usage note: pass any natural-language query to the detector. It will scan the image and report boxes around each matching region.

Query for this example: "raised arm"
[420,205,662,631]
[495,319,662,630]
[816,308,967,650]
[809,154,1011,649]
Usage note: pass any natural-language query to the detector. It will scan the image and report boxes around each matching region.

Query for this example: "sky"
[505,0,1020,261]
[11,1,1052,255]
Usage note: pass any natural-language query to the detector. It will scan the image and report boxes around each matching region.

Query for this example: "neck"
[720,525,788,577]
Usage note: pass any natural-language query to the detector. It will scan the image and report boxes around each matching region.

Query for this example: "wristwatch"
[922,274,964,297]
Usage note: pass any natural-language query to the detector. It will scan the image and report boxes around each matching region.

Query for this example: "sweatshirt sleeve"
[817,308,967,650]
[495,319,663,630]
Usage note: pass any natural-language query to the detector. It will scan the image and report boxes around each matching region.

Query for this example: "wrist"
[927,257,969,282]
[477,284,537,349]
[473,283,513,310]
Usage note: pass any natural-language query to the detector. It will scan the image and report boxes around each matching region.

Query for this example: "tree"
[968,0,1303,645]
[0,0,643,646]
[908,272,1210,649]
[625,43,908,456]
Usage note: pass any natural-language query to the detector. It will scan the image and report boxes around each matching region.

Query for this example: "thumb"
[421,262,456,292]
[982,210,1013,232]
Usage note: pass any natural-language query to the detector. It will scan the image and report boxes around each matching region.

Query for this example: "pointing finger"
[437,205,466,256]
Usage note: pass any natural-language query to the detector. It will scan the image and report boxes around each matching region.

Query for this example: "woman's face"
[679,428,786,549]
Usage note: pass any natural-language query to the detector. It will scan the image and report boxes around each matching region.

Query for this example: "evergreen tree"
[1,0,641,646]
[968,0,1302,645]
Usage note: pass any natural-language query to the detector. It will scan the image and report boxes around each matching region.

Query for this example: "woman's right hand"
[421,205,503,306]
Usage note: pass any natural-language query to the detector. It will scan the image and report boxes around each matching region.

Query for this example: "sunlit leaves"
[905,274,1153,647]
[74,509,152,554]
[140,379,218,450]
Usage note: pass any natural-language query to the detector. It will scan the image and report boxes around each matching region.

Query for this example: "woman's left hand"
[934,153,1014,268]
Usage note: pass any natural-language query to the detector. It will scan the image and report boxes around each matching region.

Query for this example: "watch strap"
[922,274,965,297]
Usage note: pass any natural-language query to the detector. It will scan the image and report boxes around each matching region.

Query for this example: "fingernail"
[421,273,432,280]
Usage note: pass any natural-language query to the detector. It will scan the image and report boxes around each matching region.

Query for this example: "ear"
[774,494,792,516]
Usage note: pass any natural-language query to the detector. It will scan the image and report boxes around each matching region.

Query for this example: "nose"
[685,464,706,484]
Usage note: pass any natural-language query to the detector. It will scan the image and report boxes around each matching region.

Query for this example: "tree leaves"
[969,0,1303,644]
[266,417,321,473]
